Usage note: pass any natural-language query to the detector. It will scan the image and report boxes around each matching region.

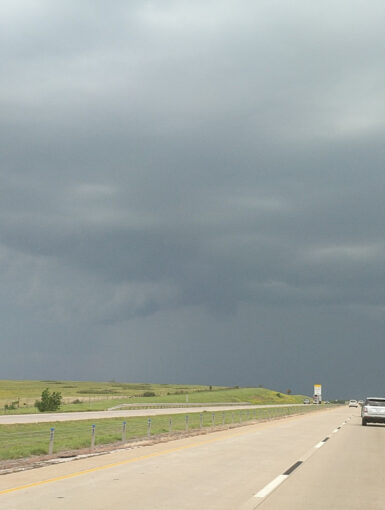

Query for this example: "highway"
[1,407,381,509]
[0,404,305,424]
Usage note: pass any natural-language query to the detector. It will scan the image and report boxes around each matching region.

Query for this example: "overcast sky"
[1,1,385,399]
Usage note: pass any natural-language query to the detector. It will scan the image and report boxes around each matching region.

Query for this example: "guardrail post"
[91,424,96,449]
[200,413,203,429]
[231,412,234,424]
[222,412,225,425]
[185,414,189,431]
[122,421,127,443]
[212,413,215,427]
[169,417,172,434]
[147,418,152,437]
[49,427,55,455]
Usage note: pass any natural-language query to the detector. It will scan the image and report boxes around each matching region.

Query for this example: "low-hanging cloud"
[1,0,385,396]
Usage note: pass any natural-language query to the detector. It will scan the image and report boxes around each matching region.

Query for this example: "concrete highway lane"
[253,409,385,510]
[0,407,356,509]
[0,404,304,425]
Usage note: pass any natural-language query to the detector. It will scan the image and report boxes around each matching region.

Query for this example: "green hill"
[0,379,309,414]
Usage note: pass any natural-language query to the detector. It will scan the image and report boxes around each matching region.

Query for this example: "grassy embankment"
[0,404,333,461]
[0,380,309,415]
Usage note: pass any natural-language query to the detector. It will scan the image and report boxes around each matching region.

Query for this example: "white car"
[362,397,385,426]
[348,399,358,407]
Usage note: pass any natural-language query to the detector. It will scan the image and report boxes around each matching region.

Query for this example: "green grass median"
[0,404,336,461]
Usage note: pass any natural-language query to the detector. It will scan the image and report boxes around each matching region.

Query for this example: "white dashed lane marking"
[252,419,349,505]
[255,474,288,498]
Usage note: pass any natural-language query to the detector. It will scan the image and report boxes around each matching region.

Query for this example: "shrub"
[142,391,156,397]
[35,388,62,412]
[4,402,17,411]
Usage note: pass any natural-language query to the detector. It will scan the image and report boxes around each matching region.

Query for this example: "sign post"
[313,384,322,404]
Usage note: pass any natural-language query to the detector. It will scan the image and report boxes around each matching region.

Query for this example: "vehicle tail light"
[363,407,368,413]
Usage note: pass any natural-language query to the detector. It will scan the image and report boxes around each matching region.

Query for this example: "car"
[348,399,358,407]
[358,400,364,405]
[362,397,385,426]
[303,399,310,404]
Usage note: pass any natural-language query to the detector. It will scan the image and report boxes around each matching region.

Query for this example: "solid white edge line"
[315,441,325,448]
[255,475,288,498]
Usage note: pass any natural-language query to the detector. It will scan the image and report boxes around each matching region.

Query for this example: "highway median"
[0,404,338,466]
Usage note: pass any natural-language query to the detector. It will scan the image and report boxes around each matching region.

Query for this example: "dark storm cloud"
[1,1,385,397]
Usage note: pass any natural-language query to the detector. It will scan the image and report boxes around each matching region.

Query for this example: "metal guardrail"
[107,402,252,410]
[0,405,338,463]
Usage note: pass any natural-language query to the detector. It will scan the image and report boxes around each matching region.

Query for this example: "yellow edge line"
[0,431,254,495]
[0,409,328,497]
[0,419,282,496]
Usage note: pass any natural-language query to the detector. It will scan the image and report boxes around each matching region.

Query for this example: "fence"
[0,404,336,462]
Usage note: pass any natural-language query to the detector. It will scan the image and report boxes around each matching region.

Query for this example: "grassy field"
[0,404,334,461]
[0,379,221,402]
[0,380,224,414]
[0,380,310,415]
